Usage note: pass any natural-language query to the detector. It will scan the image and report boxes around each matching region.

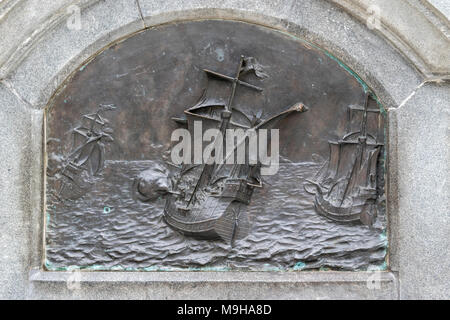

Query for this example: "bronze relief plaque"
[45,20,387,271]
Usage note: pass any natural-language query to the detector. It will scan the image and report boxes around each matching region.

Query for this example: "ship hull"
[164,195,250,242]
[314,191,376,225]
[163,195,231,239]
[163,209,222,239]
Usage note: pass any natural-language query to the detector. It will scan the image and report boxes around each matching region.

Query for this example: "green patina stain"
[191,266,231,272]
[322,51,369,93]
[144,266,160,271]
[44,262,390,272]
[45,260,66,271]
[380,230,387,243]
[44,263,233,272]
[262,264,283,272]
[367,261,388,272]
[293,262,306,271]
[279,30,370,93]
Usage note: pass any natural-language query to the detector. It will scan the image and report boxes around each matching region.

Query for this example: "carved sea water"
[46,158,386,270]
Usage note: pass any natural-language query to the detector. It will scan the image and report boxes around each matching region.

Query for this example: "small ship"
[56,107,114,200]
[304,93,384,226]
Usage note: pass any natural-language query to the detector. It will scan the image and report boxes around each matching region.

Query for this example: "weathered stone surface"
[1,0,448,79]
[29,271,398,299]
[0,0,448,300]
[336,0,450,75]
[138,0,424,109]
[391,82,450,299]
[1,0,447,103]
[428,0,450,18]
[0,83,38,299]
[3,0,143,108]
[0,0,69,76]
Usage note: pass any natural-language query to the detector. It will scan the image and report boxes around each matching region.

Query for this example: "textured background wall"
[0,0,448,299]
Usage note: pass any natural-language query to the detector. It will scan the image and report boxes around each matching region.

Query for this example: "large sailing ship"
[304,93,384,226]
[165,56,308,245]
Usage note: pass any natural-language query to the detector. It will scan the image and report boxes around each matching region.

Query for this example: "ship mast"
[358,92,370,168]
[340,92,381,205]
[68,111,105,161]
[186,56,263,206]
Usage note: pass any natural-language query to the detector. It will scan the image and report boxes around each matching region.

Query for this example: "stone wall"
[0,0,448,299]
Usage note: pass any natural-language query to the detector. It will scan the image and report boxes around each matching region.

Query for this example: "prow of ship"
[165,55,308,245]
[304,93,383,226]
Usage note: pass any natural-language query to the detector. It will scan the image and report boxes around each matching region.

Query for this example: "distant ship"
[56,107,114,200]
[165,56,308,245]
[304,93,383,226]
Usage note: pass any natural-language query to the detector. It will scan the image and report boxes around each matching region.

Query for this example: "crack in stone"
[396,76,450,110]
[135,0,146,28]
[1,78,35,110]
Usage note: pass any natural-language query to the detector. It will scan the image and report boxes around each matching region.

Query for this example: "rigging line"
[339,147,360,207]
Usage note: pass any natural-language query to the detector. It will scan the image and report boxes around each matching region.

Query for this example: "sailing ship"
[165,56,308,245]
[56,106,114,200]
[304,93,384,226]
